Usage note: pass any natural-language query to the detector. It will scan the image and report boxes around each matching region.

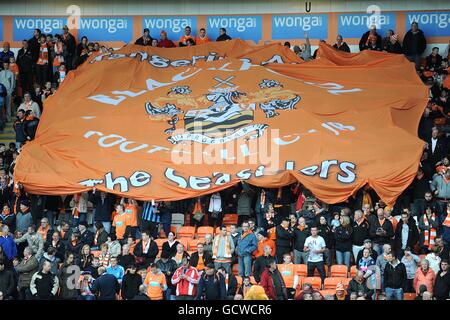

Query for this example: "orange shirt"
[37,225,50,240]
[195,36,210,45]
[112,213,128,240]
[125,204,138,227]
[179,35,195,45]
[197,255,205,271]
[144,272,167,300]
[9,63,19,76]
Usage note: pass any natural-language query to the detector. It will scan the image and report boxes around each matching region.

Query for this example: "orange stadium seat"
[330,265,348,278]
[302,277,322,290]
[320,289,336,297]
[342,278,352,288]
[314,265,328,277]
[323,277,344,290]
[197,226,214,239]
[350,265,358,278]
[222,214,238,226]
[177,238,189,250]
[154,238,167,252]
[188,239,200,251]
[295,264,308,277]
[404,293,417,300]
[178,226,196,239]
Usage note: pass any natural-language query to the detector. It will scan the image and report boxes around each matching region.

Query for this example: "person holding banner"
[333,34,350,53]
[179,26,195,47]
[135,28,153,46]
[196,28,210,45]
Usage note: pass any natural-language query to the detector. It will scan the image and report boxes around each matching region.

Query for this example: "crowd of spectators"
[0,22,449,301]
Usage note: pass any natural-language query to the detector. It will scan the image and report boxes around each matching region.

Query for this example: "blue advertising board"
[338,13,396,38]
[0,17,3,41]
[406,11,450,37]
[272,14,328,40]
[78,17,133,42]
[206,15,262,43]
[13,17,67,41]
[143,16,197,42]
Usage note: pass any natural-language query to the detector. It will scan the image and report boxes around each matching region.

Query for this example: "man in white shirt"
[0,62,15,121]
[304,226,327,281]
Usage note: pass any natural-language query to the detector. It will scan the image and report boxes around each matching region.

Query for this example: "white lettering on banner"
[14,18,64,34]
[304,81,362,95]
[273,16,323,31]
[93,171,152,192]
[322,122,356,135]
[407,12,450,29]
[144,18,193,33]
[299,160,357,183]
[340,14,391,28]
[208,17,256,32]
[79,18,128,34]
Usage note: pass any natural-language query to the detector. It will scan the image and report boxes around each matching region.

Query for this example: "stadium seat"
[222,214,238,226]
[323,277,344,290]
[188,239,200,251]
[177,238,189,250]
[197,226,214,239]
[302,277,322,290]
[404,293,417,300]
[170,225,178,235]
[154,238,167,252]
[350,265,358,278]
[178,226,196,239]
[342,278,352,288]
[320,289,336,297]
[232,264,239,276]
[313,265,328,277]
[330,265,348,278]
[295,264,308,277]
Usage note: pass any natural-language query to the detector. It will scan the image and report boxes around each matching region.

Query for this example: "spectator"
[133,229,158,268]
[413,259,436,294]
[304,225,327,281]
[0,61,15,122]
[347,270,373,299]
[260,258,288,300]
[14,225,44,260]
[171,253,200,300]
[0,225,17,267]
[0,258,14,299]
[369,207,394,255]
[97,243,110,268]
[91,266,120,300]
[237,221,257,277]
[144,262,167,300]
[237,183,254,226]
[394,211,419,257]
[430,170,450,208]
[334,282,348,300]
[161,231,179,258]
[93,221,109,249]
[384,33,403,54]
[332,34,350,52]
[359,25,382,51]
[203,233,213,256]
[298,33,313,61]
[419,206,439,253]
[190,242,213,273]
[425,246,442,274]
[121,264,141,300]
[216,266,238,300]
[254,229,275,258]
[57,252,78,300]
[89,190,115,234]
[135,28,153,46]
[18,92,41,119]
[69,192,89,229]
[78,271,95,300]
[401,247,421,293]
[275,217,293,262]
[157,31,175,48]
[317,215,333,267]
[334,215,352,269]
[426,47,443,71]
[376,243,392,287]
[212,225,235,274]
[29,260,59,300]
[156,250,178,300]
[179,26,195,47]
[0,42,14,64]
[75,36,89,67]
[411,170,432,216]
[352,210,370,261]
[141,201,161,239]
[35,34,49,88]
[384,251,407,300]
[216,28,232,42]
[60,25,76,70]
[433,259,450,300]
[196,263,226,300]
[14,246,39,300]
[78,222,94,247]
[357,247,376,274]
[173,243,187,266]
[51,35,66,74]
[427,127,447,166]
[111,204,128,241]
[106,256,125,283]
[117,244,135,269]
[278,253,299,298]
[16,40,34,94]
[403,21,427,70]
[38,246,60,274]
[293,216,310,264]
[66,232,82,260]
[196,28,210,45]
[84,256,100,279]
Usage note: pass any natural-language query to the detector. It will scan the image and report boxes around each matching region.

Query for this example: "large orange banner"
[14,39,428,205]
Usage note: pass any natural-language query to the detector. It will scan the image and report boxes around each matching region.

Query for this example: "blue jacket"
[237,232,258,257]
[0,235,17,260]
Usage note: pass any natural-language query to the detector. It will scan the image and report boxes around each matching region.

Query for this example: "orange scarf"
[37,43,48,65]
[423,213,437,250]
[443,211,450,228]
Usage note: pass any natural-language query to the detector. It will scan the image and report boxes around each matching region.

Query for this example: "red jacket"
[260,268,287,300]
[171,266,200,297]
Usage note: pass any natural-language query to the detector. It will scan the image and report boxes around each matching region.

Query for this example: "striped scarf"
[442,210,450,228]
[99,252,110,267]
[423,213,437,250]
[212,235,232,260]
[53,42,65,66]
[37,44,48,65]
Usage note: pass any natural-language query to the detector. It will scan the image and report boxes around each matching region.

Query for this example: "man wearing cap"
[135,28,153,46]
[196,263,226,300]
[171,253,200,300]
[158,31,176,48]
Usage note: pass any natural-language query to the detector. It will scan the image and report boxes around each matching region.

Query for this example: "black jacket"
[156,258,178,291]
[347,278,373,298]
[293,227,310,251]
[79,230,94,247]
[121,272,142,300]
[27,36,40,63]
[317,224,333,248]
[31,271,58,299]
[0,268,15,297]
[333,42,350,52]
[359,31,382,51]
[196,272,227,300]
[403,29,427,55]
[369,218,394,245]
[216,34,232,42]
[61,33,76,56]
[394,218,419,252]
[189,251,213,268]
[383,261,407,290]
[89,192,116,222]
[385,41,403,54]
[133,239,159,267]
[118,254,136,269]
[334,225,353,252]
[412,176,431,199]
[253,254,272,283]
[16,47,34,73]
[352,220,370,246]
[433,271,450,300]
[162,240,179,258]
[226,274,238,297]
[275,225,293,250]
[92,273,120,300]
[135,36,153,46]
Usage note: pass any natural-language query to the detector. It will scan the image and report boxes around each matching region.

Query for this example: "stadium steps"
[0,121,15,145]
